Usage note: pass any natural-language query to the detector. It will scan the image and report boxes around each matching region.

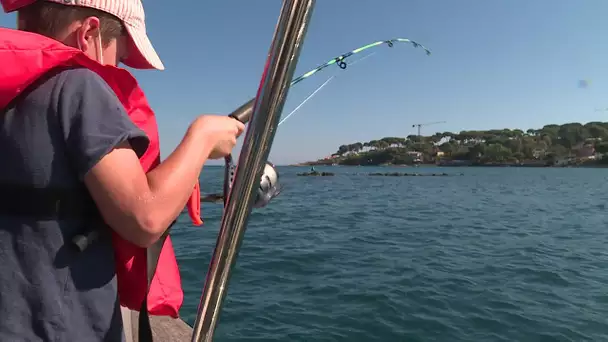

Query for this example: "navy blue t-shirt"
[0,68,150,341]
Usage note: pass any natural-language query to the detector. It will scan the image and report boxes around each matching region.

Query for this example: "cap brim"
[122,23,164,71]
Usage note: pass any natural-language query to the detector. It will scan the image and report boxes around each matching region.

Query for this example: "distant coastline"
[294,121,608,168]
[290,162,608,168]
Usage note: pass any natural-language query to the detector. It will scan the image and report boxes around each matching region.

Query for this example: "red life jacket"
[0,27,204,318]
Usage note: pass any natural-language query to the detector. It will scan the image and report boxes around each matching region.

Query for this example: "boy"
[0,0,243,340]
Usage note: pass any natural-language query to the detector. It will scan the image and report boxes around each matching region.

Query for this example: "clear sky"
[2,0,608,165]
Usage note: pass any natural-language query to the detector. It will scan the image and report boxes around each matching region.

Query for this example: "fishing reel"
[224,155,282,208]
[202,155,281,209]
[253,161,282,208]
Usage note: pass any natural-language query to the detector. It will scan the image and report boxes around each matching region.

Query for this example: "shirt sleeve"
[54,68,150,180]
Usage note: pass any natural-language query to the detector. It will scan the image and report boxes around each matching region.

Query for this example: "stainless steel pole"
[190,1,316,341]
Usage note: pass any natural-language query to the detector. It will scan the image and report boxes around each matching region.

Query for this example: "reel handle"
[228,98,255,124]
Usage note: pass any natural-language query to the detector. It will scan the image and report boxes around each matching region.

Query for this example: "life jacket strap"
[138,222,175,342]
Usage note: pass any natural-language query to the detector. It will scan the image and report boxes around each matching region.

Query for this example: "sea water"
[172,166,608,341]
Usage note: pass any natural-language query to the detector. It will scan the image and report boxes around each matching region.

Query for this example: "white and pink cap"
[1,0,164,70]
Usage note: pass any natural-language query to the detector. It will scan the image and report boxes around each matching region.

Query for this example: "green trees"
[317,121,608,166]
[595,142,608,154]
[341,148,414,166]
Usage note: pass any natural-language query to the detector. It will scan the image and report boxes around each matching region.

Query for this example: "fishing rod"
[192,2,434,337]
[229,37,431,124]
[200,37,432,207]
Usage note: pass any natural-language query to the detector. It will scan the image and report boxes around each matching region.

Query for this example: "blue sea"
[171,166,608,341]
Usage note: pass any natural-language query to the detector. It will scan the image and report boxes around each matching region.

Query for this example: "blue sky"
[2,0,608,165]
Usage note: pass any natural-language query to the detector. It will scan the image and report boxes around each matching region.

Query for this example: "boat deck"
[121,307,193,342]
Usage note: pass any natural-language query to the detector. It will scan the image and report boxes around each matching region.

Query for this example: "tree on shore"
[314,121,608,166]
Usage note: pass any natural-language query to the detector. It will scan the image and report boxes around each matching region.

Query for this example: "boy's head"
[2,0,164,70]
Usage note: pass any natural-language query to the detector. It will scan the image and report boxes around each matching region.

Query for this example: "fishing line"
[278,76,334,126]
[278,52,378,126]
[229,37,431,125]
[206,38,432,206]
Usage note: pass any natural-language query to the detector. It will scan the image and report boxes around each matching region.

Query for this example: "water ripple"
[174,166,608,341]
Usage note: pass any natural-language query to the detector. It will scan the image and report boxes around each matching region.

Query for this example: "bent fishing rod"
[228,37,431,124]
[191,3,432,340]
[200,37,432,207]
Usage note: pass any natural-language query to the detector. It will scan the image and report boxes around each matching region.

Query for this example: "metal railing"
[190,1,316,341]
